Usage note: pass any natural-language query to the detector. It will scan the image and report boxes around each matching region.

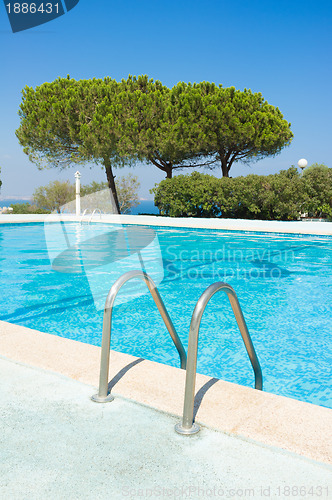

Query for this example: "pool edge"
[1,320,331,465]
[0,213,331,235]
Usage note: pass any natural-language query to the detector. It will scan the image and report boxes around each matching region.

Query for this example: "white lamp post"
[75,171,81,216]
[297,158,308,175]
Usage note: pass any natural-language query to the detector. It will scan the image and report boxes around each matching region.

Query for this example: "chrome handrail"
[88,208,102,224]
[80,208,102,225]
[91,270,187,403]
[175,282,263,435]
[80,208,90,224]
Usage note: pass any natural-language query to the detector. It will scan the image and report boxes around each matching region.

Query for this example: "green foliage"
[152,167,332,220]
[16,75,293,210]
[226,167,304,221]
[188,83,293,177]
[118,79,214,178]
[9,202,50,214]
[33,180,76,213]
[151,172,221,217]
[31,175,140,214]
[302,164,332,218]
[113,79,293,178]
[81,181,108,197]
[303,162,329,173]
[115,174,140,214]
[16,76,129,212]
[80,176,140,214]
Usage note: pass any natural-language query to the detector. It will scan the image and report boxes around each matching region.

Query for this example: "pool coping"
[1,320,331,465]
[0,213,331,235]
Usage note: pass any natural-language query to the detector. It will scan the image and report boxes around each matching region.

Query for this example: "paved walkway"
[0,357,331,500]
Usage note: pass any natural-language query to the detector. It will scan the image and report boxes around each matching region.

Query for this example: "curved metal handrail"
[80,208,90,224]
[175,282,263,435]
[91,270,187,403]
[88,208,103,224]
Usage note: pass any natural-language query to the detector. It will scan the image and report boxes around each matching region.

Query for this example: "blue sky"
[1,0,331,200]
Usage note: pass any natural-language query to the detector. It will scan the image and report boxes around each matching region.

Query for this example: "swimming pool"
[1,222,331,408]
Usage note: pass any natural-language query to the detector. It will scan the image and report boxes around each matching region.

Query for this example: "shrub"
[10,202,50,214]
[152,172,221,217]
[151,167,331,220]
[302,164,332,218]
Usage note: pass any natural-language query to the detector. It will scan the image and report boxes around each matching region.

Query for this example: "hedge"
[151,166,332,220]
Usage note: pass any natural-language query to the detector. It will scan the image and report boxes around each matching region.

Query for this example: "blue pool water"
[0,222,331,408]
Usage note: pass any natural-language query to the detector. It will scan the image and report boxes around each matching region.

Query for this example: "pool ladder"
[91,270,187,403]
[91,271,263,435]
[175,282,262,435]
[80,208,103,225]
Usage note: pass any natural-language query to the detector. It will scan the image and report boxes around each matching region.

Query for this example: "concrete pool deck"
[1,322,332,490]
[1,354,331,500]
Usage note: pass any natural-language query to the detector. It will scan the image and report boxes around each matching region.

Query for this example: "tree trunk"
[149,156,173,179]
[103,157,121,214]
[220,158,229,177]
[165,164,173,179]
